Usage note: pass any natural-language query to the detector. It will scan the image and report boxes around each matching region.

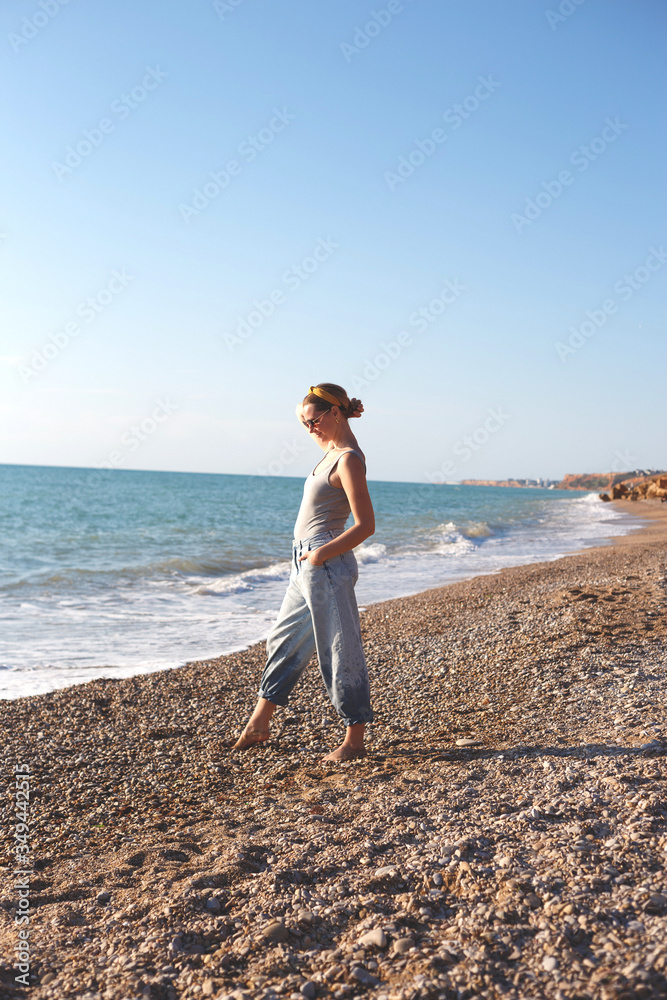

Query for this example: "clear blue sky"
[1,0,665,483]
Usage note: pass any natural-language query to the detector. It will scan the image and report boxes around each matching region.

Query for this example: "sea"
[0,464,641,700]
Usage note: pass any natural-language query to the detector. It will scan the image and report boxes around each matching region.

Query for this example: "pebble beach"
[1,500,666,1000]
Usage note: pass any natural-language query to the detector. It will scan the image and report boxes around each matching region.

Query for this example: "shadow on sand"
[369,739,666,765]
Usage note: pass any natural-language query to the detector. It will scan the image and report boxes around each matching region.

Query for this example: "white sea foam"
[462,520,493,538]
[355,542,387,563]
[0,481,644,700]
[188,560,291,596]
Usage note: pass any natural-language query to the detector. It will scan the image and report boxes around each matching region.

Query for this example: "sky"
[1,0,665,484]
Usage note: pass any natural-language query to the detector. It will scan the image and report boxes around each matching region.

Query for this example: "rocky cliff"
[556,470,664,491]
[599,474,667,503]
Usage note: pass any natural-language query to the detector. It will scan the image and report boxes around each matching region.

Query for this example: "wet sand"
[1,500,666,1000]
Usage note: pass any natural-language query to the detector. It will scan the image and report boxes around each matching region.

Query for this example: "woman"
[233,383,375,762]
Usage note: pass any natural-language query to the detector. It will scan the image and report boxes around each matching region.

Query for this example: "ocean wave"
[188,560,291,596]
[152,554,262,576]
[461,520,493,538]
[355,542,387,564]
[568,491,626,514]
[555,492,632,530]
[433,535,475,557]
[423,520,494,555]
[2,551,287,593]
[572,491,610,508]
[2,468,645,702]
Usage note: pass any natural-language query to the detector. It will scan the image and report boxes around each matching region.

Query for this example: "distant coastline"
[459,477,559,489]
[459,467,667,493]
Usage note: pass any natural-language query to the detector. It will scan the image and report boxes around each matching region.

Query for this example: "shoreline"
[1,501,666,1000]
[0,493,645,704]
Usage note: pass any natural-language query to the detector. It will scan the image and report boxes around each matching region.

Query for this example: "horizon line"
[0,460,639,487]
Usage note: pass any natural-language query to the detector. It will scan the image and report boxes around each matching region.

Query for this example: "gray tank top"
[293,448,367,540]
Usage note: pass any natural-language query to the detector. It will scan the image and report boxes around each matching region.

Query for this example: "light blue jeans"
[258,529,373,727]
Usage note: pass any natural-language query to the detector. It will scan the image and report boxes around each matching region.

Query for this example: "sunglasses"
[301,411,329,430]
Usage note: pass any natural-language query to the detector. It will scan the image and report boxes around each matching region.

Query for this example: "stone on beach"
[392,937,415,955]
[358,927,387,949]
[1,500,666,1000]
[260,919,289,943]
[351,964,381,985]
[374,865,398,877]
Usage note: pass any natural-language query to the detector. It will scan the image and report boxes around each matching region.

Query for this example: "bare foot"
[321,745,368,763]
[232,726,269,751]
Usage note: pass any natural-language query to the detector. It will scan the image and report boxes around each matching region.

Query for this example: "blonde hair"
[303,383,362,419]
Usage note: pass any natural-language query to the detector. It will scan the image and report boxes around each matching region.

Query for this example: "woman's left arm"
[300,454,375,565]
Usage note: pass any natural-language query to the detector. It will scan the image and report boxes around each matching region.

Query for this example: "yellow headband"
[309,386,342,407]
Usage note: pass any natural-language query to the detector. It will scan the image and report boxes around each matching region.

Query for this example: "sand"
[1,500,666,1000]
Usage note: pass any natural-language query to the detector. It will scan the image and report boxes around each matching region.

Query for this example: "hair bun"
[303,383,362,419]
